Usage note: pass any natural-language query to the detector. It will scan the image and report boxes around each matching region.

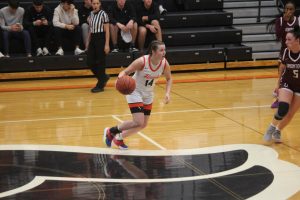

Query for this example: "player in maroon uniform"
[264,26,300,143]
[269,1,299,108]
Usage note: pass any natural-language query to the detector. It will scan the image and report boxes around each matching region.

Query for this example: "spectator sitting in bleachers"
[136,0,162,51]
[108,0,138,53]
[0,0,32,57]
[24,0,53,56]
[53,0,85,56]
[78,0,92,50]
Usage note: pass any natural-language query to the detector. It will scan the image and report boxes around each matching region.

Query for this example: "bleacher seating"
[0,0,252,73]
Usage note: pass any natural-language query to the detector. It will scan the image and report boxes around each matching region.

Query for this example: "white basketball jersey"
[133,55,166,92]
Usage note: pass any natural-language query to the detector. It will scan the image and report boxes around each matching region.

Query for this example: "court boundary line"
[0,74,277,92]
[0,104,270,124]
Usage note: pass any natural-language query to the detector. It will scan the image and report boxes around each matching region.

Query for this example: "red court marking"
[0,74,278,92]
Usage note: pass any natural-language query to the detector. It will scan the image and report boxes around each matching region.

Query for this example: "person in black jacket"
[136,0,162,51]
[78,0,92,50]
[108,0,138,53]
[24,0,53,56]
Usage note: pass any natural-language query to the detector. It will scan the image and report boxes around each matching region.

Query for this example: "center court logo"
[0,144,299,199]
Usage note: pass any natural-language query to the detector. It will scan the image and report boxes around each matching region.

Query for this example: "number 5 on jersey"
[293,70,299,78]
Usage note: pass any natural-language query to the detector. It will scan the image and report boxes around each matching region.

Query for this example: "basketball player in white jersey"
[103,40,172,150]
[264,26,300,143]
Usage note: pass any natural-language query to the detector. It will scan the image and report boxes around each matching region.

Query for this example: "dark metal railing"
[257,0,262,22]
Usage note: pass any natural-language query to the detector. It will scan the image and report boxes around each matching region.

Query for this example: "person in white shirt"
[53,0,85,56]
[0,0,32,57]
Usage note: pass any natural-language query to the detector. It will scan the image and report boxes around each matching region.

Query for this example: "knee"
[139,27,147,35]
[274,102,289,120]
[151,20,160,27]
[132,118,145,128]
[140,122,147,129]
[109,24,118,33]
[81,23,89,31]
[22,30,30,38]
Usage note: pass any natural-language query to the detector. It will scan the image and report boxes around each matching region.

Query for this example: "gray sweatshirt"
[0,6,25,31]
[53,4,79,29]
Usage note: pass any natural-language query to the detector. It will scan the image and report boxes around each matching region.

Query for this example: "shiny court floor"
[0,68,299,199]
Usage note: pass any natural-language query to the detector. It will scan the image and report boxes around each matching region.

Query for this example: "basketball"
[115,75,136,95]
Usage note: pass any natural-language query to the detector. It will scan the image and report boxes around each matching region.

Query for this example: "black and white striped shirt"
[89,10,109,33]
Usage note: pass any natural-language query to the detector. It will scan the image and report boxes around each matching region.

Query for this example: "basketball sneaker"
[36,48,43,56]
[42,47,50,56]
[103,127,114,147]
[111,48,119,53]
[55,48,64,56]
[74,47,85,55]
[272,129,282,143]
[129,47,139,53]
[263,124,276,141]
[112,137,128,150]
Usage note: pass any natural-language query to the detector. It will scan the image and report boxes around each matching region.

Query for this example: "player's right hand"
[118,71,126,78]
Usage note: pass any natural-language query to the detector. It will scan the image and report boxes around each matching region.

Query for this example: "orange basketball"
[115,75,136,95]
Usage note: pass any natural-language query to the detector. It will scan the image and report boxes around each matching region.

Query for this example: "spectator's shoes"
[103,127,114,147]
[36,48,43,56]
[42,47,50,56]
[159,5,167,15]
[0,52,4,58]
[111,48,119,53]
[74,48,85,55]
[129,47,139,52]
[112,138,128,150]
[55,48,64,56]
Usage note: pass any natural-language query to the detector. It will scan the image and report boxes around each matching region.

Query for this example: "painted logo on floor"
[0,144,299,199]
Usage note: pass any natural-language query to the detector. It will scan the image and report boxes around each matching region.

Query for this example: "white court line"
[112,115,166,150]
[0,105,270,124]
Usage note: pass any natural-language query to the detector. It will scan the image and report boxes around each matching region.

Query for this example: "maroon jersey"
[280,48,300,93]
[276,16,300,51]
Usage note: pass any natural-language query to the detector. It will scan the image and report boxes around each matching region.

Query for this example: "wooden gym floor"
[0,67,300,199]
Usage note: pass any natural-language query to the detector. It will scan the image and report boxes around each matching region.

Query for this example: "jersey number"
[293,70,299,78]
[145,79,154,87]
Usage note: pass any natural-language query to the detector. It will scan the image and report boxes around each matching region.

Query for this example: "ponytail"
[291,25,300,39]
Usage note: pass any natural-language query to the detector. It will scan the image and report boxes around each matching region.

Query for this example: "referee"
[87,0,110,93]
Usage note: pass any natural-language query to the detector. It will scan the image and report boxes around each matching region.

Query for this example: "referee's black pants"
[87,33,108,88]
